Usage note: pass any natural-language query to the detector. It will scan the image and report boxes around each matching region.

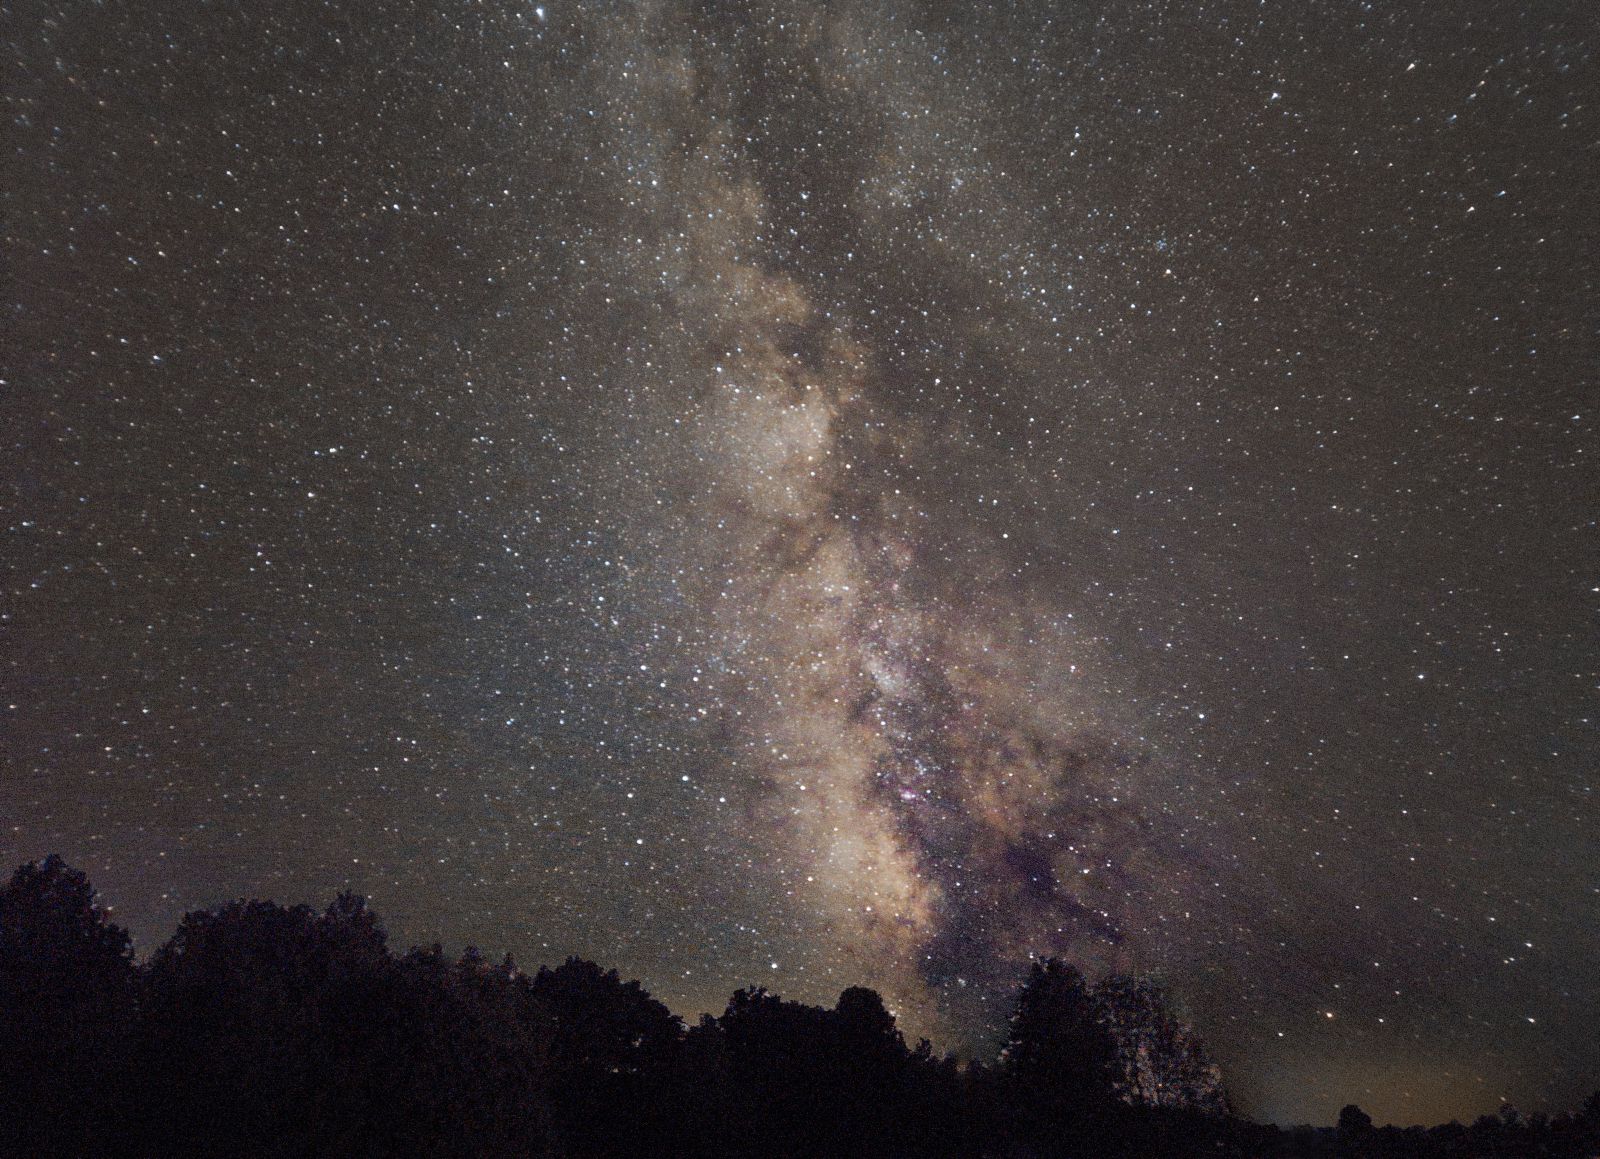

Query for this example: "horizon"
[58,859,1593,1131]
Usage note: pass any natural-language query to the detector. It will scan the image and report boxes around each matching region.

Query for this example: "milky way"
[5,0,1595,1128]
[617,188,1166,1041]
[557,57,1185,1041]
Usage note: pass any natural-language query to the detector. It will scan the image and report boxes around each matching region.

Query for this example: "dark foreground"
[4,856,1596,1158]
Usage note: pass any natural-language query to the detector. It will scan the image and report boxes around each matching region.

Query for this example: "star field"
[3,0,1596,1128]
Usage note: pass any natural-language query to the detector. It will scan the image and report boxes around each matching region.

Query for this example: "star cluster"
[3,0,1595,1127]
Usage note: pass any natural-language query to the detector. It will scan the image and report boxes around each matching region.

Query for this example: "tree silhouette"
[5,858,1599,1159]
[0,855,135,1156]
[138,898,360,1154]
[699,983,957,1155]
[1339,1103,1374,1133]
[530,956,682,1079]
[999,957,1123,1151]
[1093,973,1227,1113]
[1003,958,1120,1101]
[827,987,923,1155]
[718,986,817,1126]
[835,984,903,1052]
[139,897,553,1156]
[393,944,555,1158]
[529,957,682,1155]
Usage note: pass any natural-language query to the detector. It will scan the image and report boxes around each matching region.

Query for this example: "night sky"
[4,0,1596,1129]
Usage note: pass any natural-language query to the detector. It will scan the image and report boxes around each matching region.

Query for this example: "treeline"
[2,856,1597,1158]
